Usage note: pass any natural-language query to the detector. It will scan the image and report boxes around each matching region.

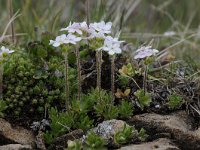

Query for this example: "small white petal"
[53,42,60,47]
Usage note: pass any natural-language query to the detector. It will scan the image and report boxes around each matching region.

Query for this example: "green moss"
[3,51,77,120]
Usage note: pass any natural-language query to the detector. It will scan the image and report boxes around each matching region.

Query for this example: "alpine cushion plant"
[101,36,123,103]
[0,46,14,99]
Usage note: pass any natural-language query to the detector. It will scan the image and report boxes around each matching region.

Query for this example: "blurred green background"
[1,0,200,60]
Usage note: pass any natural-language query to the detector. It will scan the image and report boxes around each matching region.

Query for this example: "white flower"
[134,46,159,59]
[66,34,82,44]
[60,22,89,35]
[0,46,14,59]
[88,31,105,39]
[49,34,81,47]
[89,21,112,34]
[100,36,123,55]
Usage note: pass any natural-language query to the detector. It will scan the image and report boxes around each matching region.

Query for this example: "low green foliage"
[44,107,73,144]
[94,90,118,120]
[85,131,106,149]
[138,128,148,141]
[118,101,133,119]
[0,100,7,117]
[73,112,94,131]
[114,124,135,145]
[118,63,136,87]
[118,75,130,87]
[168,92,183,109]
[134,89,151,110]
[119,63,135,77]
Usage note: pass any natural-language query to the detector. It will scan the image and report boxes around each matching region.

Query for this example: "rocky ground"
[0,110,199,150]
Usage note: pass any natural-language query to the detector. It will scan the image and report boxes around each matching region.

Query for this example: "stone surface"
[49,129,84,150]
[92,119,138,148]
[118,138,179,150]
[0,118,35,147]
[92,119,135,145]
[35,131,46,150]
[0,144,32,150]
[128,111,200,150]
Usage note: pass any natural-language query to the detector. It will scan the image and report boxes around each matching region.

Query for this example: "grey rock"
[128,111,200,150]
[0,144,32,150]
[118,138,179,150]
[92,119,135,145]
[49,129,84,150]
[0,118,35,147]
[35,131,46,150]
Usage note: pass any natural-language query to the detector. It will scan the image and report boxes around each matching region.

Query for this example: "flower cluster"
[50,21,123,55]
[134,46,159,60]
[101,36,123,55]
[0,46,14,61]
[49,34,81,47]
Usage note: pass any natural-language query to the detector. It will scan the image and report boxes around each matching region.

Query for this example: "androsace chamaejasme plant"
[49,21,113,109]
[50,33,81,110]
[88,21,112,99]
[0,46,14,99]
[60,22,89,102]
[101,36,123,103]
[134,46,159,110]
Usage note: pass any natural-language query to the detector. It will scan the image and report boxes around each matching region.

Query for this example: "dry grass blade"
[156,33,197,60]
[124,0,141,23]
[0,10,21,43]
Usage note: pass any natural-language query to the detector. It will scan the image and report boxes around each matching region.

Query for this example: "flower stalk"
[0,64,3,99]
[143,65,148,95]
[76,46,81,102]
[133,46,159,95]
[111,55,115,103]
[96,50,102,90]
[64,53,70,111]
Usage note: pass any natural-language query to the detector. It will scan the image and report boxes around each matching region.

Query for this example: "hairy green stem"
[96,50,102,101]
[64,53,70,111]
[111,55,115,104]
[76,47,81,102]
[143,65,148,95]
[96,50,102,90]
[0,64,3,100]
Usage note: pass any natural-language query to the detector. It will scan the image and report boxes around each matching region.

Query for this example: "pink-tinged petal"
[8,50,14,54]
[70,41,77,45]
[1,46,6,51]
[115,48,122,54]
[109,50,115,55]
[75,37,82,41]
[102,47,110,51]
[53,42,60,47]
[49,40,55,45]
[153,49,159,53]
[76,29,83,35]
[60,28,68,31]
